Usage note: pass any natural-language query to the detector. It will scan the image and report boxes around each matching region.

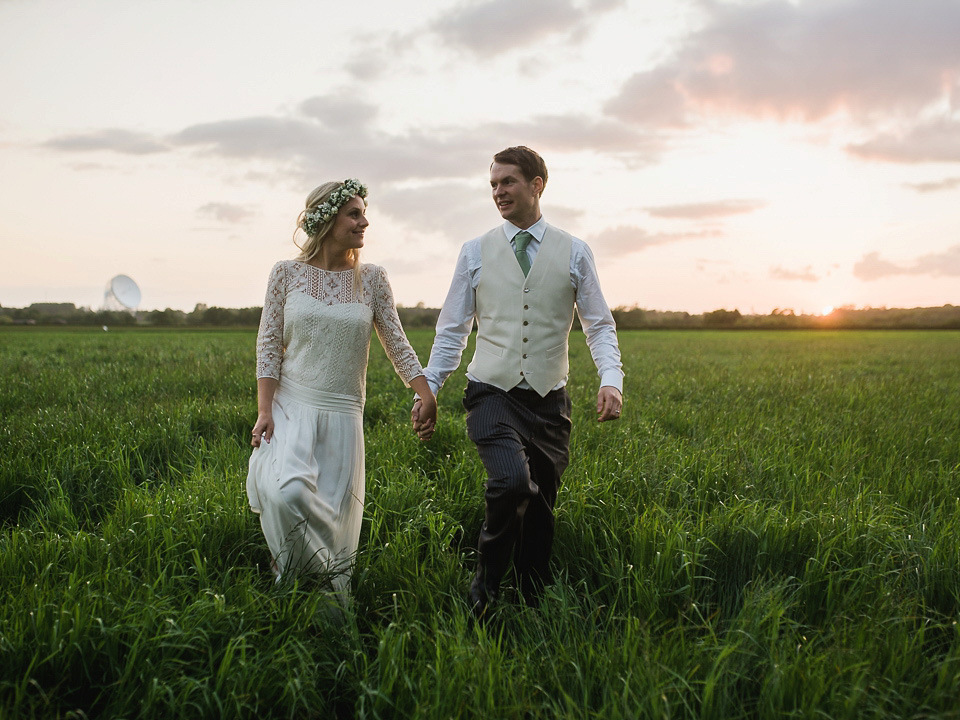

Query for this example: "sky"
[1,0,958,315]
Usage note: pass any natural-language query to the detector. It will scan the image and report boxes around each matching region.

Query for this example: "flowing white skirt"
[247,378,365,591]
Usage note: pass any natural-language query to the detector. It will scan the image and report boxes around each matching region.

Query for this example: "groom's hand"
[596,386,623,422]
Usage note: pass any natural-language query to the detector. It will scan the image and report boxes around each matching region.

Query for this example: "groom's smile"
[490,161,543,229]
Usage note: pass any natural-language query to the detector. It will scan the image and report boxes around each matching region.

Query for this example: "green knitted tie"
[514,231,533,276]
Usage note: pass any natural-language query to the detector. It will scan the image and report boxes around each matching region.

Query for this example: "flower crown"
[301,178,368,236]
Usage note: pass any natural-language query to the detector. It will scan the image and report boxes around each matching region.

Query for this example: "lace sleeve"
[256,262,285,379]
[370,265,424,386]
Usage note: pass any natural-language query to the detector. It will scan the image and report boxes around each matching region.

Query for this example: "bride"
[246,178,437,591]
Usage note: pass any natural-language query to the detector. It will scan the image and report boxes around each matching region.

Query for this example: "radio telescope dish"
[103,274,141,312]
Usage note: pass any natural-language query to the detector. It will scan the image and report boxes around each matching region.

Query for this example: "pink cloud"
[606,0,960,126]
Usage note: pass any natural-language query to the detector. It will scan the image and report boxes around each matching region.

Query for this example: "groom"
[413,146,623,613]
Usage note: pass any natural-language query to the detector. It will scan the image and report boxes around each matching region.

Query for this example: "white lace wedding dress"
[246,260,423,590]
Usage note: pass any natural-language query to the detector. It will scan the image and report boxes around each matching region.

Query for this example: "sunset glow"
[1,0,958,314]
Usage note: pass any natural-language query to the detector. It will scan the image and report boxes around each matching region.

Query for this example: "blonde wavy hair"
[294,181,368,298]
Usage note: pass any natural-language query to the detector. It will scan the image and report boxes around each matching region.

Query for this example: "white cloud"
[43,100,660,184]
[854,246,960,280]
[299,95,379,129]
[770,265,818,282]
[168,117,493,183]
[431,0,595,56]
[604,67,691,129]
[172,117,326,160]
[197,202,254,223]
[905,177,960,193]
[847,118,960,163]
[590,224,720,257]
[42,129,168,155]
[375,180,587,244]
[375,181,492,243]
[646,198,765,219]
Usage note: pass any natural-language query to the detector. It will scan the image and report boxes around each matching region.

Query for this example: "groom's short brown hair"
[492,146,548,197]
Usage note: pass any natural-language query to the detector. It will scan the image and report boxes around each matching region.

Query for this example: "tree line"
[0,303,261,328]
[3,302,958,330]
[610,305,960,329]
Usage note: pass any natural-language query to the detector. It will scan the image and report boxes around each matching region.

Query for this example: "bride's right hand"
[412,396,437,442]
[251,412,274,447]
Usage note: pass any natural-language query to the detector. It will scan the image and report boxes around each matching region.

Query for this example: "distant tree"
[29,302,77,316]
[235,307,262,326]
[146,308,187,326]
[703,308,742,328]
[93,310,136,326]
[397,305,441,328]
[199,306,229,325]
[612,306,647,329]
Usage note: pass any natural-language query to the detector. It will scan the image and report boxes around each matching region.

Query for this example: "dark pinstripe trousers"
[463,380,572,603]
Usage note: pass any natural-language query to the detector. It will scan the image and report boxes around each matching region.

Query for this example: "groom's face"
[490,162,542,229]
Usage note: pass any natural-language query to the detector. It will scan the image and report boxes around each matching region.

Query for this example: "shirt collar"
[502,216,546,243]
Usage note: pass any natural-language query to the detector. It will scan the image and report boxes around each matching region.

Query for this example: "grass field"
[1,327,959,719]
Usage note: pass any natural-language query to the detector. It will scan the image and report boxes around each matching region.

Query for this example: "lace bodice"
[256,261,423,400]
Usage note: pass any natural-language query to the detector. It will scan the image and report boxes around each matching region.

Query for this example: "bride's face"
[327,195,368,252]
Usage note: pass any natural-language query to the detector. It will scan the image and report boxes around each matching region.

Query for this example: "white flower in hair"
[301,178,368,236]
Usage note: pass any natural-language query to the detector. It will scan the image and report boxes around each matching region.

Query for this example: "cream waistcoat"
[467,225,575,396]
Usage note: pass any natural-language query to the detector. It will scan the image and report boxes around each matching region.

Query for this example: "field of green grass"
[1,327,959,719]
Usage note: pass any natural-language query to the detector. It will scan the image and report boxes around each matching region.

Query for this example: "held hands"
[411,395,437,442]
[596,386,623,423]
[251,411,274,448]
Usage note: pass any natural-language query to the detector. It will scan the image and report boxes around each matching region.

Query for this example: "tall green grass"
[1,327,958,718]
